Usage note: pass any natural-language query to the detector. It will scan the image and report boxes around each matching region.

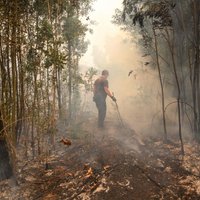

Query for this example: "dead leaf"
[103,165,111,171]
[60,138,72,146]
[85,167,93,178]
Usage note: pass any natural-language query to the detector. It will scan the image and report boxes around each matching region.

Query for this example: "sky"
[80,0,125,67]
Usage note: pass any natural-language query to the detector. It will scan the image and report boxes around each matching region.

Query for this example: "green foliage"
[122,0,174,28]
[33,0,48,16]
[83,67,98,92]
[115,0,200,140]
[0,0,94,162]
[63,16,88,41]
[37,20,54,42]
[26,48,39,72]
[33,0,66,17]
[44,48,67,69]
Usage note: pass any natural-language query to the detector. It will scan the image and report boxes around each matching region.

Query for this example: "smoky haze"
[80,0,191,139]
[92,34,165,137]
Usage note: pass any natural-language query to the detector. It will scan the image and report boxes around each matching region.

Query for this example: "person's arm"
[103,79,116,101]
[104,86,113,97]
[104,86,117,102]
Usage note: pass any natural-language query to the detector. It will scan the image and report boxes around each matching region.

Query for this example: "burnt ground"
[1,119,200,200]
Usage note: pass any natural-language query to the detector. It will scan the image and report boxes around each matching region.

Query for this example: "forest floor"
[1,119,200,200]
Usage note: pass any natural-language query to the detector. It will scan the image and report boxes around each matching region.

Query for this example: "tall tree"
[114,0,200,151]
[0,0,93,180]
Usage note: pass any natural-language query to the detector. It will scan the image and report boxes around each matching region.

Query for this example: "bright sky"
[80,0,123,67]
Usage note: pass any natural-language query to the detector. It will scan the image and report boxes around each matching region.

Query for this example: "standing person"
[93,70,116,128]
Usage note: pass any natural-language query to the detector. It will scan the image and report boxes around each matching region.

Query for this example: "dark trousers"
[94,96,107,127]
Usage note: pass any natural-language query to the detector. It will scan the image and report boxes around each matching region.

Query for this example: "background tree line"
[0,0,95,181]
[114,0,200,154]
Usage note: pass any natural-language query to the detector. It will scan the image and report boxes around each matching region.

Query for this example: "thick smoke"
[90,33,161,135]
[80,0,192,140]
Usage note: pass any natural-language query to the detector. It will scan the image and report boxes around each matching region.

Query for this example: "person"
[93,70,116,128]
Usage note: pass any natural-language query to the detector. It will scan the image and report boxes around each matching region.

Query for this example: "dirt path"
[0,120,200,199]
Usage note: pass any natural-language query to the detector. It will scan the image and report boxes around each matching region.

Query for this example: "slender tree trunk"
[57,68,62,117]
[193,1,200,140]
[153,27,168,141]
[166,29,184,155]
[68,41,72,123]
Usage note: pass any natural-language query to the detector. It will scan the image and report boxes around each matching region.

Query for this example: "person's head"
[102,70,109,79]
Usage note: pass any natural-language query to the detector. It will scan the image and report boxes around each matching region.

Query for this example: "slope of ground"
[0,120,200,200]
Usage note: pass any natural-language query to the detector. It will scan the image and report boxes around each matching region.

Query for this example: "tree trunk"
[153,27,168,141]
[193,1,200,140]
[0,112,13,181]
[166,29,184,155]
[68,41,72,123]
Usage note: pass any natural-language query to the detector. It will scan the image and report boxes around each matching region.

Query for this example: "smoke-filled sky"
[80,0,123,67]
[80,0,184,136]
[80,0,190,138]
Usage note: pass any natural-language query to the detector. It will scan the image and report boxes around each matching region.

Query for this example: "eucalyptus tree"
[62,0,91,123]
[0,0,93,181]
[114,0,200,153]
[114,0,172,141]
